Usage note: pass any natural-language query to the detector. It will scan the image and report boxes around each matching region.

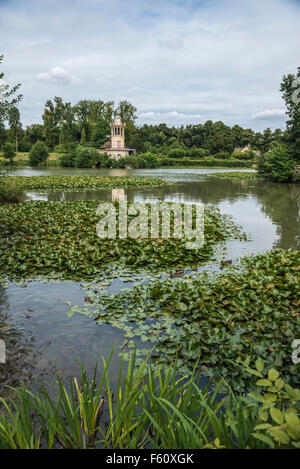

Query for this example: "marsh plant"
[0,349,299,450]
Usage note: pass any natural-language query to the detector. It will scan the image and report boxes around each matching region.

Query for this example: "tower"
[110,117,126,150]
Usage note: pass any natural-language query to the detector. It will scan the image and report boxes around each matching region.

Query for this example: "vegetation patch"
[0,200,246,280]
[0,182,25,204]
[0,351,299,449]
[75,250,300,388]
[1,175,170,192]
[210,171,258,180]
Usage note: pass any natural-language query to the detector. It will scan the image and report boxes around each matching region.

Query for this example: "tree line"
[0,54,299,180]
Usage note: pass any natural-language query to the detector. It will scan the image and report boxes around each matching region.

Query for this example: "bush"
[189,148,209,158]
[167,148,187,159]
[258,143,296,182]
[17,139,32,152]
[3,142,16,163]
[60,152,76,167]
[29,141,49,167]
[213,151,231,159]
[233,150,255,160]
[0,182,25,204]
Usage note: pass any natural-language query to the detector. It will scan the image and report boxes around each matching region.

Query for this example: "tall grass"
[0,348,299,449]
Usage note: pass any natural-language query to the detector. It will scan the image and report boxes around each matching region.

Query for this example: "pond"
[1,167,300,393]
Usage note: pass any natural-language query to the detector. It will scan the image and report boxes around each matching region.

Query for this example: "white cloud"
[0,0,299,130]
[37,67,80,85]
[252,109,286,119]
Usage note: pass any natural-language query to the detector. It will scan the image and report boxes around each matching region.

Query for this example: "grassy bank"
[0,201,245,280]
[0,350,299,449]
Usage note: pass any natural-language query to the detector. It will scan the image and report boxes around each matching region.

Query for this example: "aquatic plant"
[0,201,245,280]
[0,350,299,449]
[76,249,300,387]
[1,175,170,192]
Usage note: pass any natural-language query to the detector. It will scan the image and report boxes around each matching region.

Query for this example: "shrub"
[0,182,25,204]
[213,151,231,159]
[29,141,49,167]
[3,142,16,163]
[60,152,75,167]
[233,150,255,160]
[167,148,187,159]
[189,148,209,158]
[258,143,296,182]
[16,139,31,152]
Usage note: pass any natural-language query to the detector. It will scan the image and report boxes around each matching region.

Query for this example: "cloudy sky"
[0,0,299,130]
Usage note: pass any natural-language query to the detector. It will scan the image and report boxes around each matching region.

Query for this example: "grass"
[0,349,299,449]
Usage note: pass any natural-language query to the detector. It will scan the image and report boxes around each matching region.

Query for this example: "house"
[233,144,261,156]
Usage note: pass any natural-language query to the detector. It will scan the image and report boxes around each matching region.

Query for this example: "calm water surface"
[1,167,299,392]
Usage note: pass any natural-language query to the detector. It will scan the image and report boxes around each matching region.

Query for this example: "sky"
[0,0,299,131]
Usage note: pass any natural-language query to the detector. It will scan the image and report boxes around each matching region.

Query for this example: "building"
[233,144,261,156]
[99,117,136,160]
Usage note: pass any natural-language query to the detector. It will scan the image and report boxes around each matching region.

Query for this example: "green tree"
[258,143,295,182]
[29,141,49,167]
[280,67,300,160]
[3,141,16,163]
[42,97,70,149]
[115,100,137,147]
[0,55,22,122]
[8,106,22,152]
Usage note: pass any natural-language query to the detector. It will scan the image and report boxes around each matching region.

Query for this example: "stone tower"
[99,116,136,161]
[110,117,126,150]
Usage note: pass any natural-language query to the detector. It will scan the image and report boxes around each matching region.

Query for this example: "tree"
[0,55,22,122]
[8,106,22,152]
[115,100,137,146]
[29,141,49,167]
[258,143,295,182]
[280,67,300,160]
[42,97,70,149]
[3,141,16,164]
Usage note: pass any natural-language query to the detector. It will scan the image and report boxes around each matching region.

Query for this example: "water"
[1,167,299,393]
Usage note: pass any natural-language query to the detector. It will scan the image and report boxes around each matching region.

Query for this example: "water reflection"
[27,175,300,251]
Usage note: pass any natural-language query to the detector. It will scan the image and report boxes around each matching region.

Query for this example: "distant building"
[99,117,136,160]
[233,144,260,156]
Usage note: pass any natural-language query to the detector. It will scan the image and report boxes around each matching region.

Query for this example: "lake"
[1,167,299,393]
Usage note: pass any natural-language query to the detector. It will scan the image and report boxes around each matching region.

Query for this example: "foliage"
[258,143,296,183]
[210,171,258,180]
[0,201,245,280]
[2,142,16,162]
[2,175,169,191]
[29,141,49,167]
[244,359,300,448]
[0,55,22,122]
[232,151,255,161]
[0,351,299,449]
[280,67,300,161]
[76,249,300,386]
[0,182,25,204]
